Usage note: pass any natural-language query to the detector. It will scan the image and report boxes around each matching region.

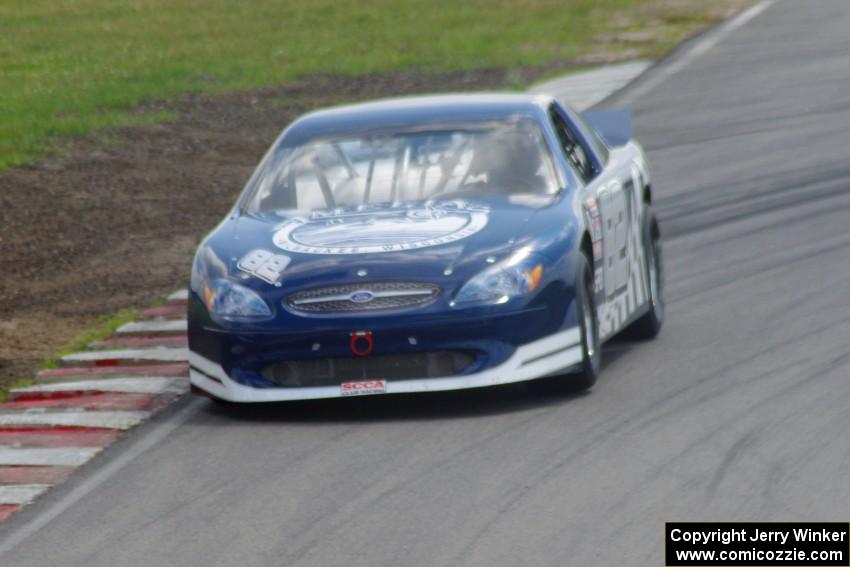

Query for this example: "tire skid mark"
[660,172,850,240]
[672,194,850,256]
[600,346,850,516]
[664,189,850,283]
[450,314,850,562]
[620,315,850,436]
[457,355,850,562]
[655,159,850,217]
[706,427,763,495]
[666,230,850,304]
[642,100,850,153]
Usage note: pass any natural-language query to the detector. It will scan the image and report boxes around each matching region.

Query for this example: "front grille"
[261,351,475,387]
[286,282,440,314]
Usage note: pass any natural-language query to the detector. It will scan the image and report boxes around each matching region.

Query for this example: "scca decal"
[340,380,387,396]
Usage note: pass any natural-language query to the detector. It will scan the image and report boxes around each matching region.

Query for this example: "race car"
[187,93,663,402]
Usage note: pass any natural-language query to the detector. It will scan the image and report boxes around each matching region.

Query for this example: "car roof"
[280,93,556,145]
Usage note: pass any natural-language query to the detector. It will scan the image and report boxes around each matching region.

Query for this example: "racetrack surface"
[2,1,850,564]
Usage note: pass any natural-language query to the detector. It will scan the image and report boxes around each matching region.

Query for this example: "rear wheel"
[536,251,600,394]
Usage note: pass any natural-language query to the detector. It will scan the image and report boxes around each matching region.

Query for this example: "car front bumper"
[189,326,582,402]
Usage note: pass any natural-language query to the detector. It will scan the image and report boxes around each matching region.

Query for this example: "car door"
[549,102,640,338]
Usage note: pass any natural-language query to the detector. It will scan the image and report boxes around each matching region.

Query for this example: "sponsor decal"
[340,380,387,396]
[590,217,603,245]
[273,200,489,255]
[585,197,604,244]
[237,249,291,284]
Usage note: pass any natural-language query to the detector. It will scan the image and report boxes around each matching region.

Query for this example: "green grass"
[0,0,732,171]
[0,378,33,403]
[40,309,139,370]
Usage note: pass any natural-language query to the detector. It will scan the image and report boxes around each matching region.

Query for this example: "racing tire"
[535,251,600,394]
[623,210,664,339]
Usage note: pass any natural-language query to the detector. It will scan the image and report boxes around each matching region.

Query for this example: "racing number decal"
[598,180,632,299]
[237,249,291,285]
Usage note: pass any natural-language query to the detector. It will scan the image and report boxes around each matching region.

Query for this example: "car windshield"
[243,117,560,213]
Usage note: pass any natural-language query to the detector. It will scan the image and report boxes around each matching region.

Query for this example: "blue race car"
[188,94,663,402]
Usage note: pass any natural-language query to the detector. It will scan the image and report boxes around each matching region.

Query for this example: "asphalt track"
[3,1,850,564]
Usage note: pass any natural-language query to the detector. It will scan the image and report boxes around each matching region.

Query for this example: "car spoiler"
[581,110,631,147]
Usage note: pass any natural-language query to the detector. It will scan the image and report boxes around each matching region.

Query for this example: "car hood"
[199,195,561,295]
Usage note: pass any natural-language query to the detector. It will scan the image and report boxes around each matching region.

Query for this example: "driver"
[464,123,549,195]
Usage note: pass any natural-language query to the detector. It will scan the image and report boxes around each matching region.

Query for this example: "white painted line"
[0,410,148,430]
[116,319,187,336]
[12,377,187,396]
[61,347,189,365]
[167,289,188,302]
[0,485,51,506]
[0,397,205,556]
[530,60,652,110]
[0,446,101,467]
[617,0,775,105]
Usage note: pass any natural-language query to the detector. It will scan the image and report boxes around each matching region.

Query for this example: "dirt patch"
[0,66,572,388]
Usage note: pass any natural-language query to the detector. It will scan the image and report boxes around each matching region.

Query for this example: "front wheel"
[536,251,600,394]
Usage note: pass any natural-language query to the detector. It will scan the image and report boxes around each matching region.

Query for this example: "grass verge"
[40,309,139,370]
[0,378,34,404]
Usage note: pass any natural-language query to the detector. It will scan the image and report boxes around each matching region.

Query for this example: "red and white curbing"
[37,363,188,382]
[0,290,190,523]
[59,347,189,367]
[13,377,186,396]
[115,319,188,337]
[0,447,102,467]
[89,335,188,349]
[0,410,150,430]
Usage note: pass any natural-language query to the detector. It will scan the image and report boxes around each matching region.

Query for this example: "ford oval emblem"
[349,290,375,304]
